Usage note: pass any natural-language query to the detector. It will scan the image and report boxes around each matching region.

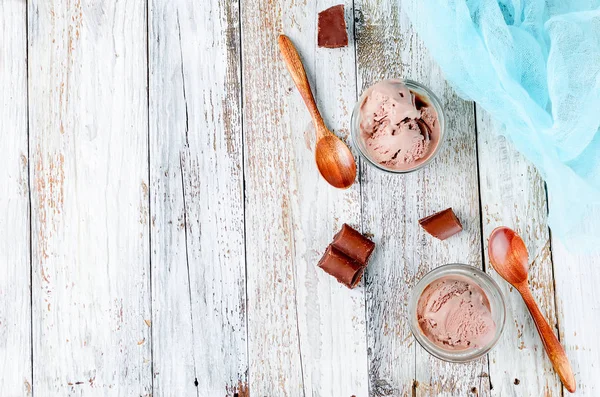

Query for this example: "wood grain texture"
[0,1,32,395]
[477,109,561,396]
[28,1,151,395]
[551,228,600,395]
[241,0,369,395]
[149,0,248,395]
[355,0,488,395]
[0,0,595,394]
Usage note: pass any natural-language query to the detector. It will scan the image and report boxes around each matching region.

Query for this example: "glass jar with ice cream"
[351,79,446,173]
[409,264,506,362]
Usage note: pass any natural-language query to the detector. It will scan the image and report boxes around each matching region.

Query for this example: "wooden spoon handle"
[519,286,576,393]
[278,34,327,138]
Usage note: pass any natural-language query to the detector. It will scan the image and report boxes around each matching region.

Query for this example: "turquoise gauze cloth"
[405,0,600,251]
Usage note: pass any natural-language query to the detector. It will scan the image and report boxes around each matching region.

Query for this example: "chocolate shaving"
[416,118,431,141]
[414,92,428,110]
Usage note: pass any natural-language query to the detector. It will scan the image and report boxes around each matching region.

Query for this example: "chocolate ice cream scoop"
[417,275,496,350]
[353,79,444,172]
[409,264,506,362]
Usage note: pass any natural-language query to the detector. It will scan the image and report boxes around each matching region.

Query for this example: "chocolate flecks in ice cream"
[417,275,496,350]
[359,80,440,170]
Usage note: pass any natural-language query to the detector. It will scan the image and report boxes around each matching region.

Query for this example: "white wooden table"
[1,0,599,396]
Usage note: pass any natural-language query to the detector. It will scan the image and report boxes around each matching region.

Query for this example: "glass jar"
[351,79,446,174]
[409,264,506,362]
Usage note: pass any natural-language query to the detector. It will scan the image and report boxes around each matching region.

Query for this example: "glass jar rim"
[409,263,507,363]
[350,79,447,174]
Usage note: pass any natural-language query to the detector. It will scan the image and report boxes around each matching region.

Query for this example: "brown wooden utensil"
[488,226,576,393]
[278,34,356,189]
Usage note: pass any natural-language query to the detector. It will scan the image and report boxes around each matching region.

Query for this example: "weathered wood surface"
[552,233,600,396]
[149,0,248,395]
[355,0,488,395]
[241,0,368,395]
[28,1,151,395]
[0,1,31,395]
[477,109,561,396]
[0,0,598,395]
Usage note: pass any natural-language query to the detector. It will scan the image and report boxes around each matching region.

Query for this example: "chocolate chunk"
[416,118,431,140]
[318,5,348,48]
[318,245,364,288]
[413,92,429,110]
[317,224,375,288]
[419,208,463,240]
[332,224,375,265]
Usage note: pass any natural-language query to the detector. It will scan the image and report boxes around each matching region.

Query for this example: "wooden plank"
[476,108,561,396]
[354,1,488,395]
[148,0,248,395]
[296,1,369,396]
[552,229,600,395]
[28,1,151,395]
[0,1,32,395]
[241,0,369,395]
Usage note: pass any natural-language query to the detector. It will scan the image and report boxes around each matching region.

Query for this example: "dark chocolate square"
[318,5,348,49]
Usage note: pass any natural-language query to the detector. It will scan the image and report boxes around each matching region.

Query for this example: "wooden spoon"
[278,34,356,189]
[488,226,576,393]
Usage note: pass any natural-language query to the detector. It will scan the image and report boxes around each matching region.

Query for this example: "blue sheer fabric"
[405,0,600,250]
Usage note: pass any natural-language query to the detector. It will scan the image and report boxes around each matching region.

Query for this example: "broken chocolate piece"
[317,224,375,288]
[318,5,348,48]
[419,208,463,240]
[318,245,364,288]
[331,223,375,265]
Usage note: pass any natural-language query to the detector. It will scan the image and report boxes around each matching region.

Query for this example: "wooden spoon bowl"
[314,135,356,189]
[488,226,576,393]
[488,227,529,284]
